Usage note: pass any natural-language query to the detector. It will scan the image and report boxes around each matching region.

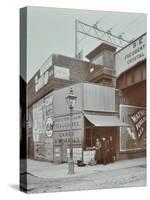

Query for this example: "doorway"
[85,127,117,158]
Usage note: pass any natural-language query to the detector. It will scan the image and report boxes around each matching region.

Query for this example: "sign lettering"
[120,105,146,152]
[130,109,146,141]
[116,34,146,76]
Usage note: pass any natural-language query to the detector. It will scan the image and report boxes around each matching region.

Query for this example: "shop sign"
[53,130,82,145]
[116,34,146,76]
[53,113,83,145]
[54,114,83,131]
[54,66,70,80]
[120,105,146,152]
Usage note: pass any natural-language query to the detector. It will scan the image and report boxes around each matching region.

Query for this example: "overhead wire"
[116,16,146,41]
[117,15,144,34]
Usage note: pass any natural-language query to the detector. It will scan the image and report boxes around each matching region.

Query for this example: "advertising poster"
[32,93,54,142]
[120,105,146,152]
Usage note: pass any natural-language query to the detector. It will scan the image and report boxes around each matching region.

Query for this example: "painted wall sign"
[120,105,146,152]
[54,113,83,131]
[35,69,54,93]
[54,66,70,80]
[44,94,53,117]
[53,113,83,145]
[32,93,54,141]
[53,130,82,145]
[115,34,146,76]
[45,117,54,137]
[32,98,44,142]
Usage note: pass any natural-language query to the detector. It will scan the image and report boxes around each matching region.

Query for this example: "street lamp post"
[66,88,77,174]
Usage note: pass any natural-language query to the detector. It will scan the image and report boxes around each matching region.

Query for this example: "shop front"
[52,112,126,164]
[83,113,127,162]
[85,127,117,152]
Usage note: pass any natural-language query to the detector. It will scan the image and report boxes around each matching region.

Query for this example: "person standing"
[94,138,102,164]
[109,136,115,163]
[101,137,108,165]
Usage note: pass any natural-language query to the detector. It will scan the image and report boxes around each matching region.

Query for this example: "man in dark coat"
[108,136,115,163]
[101,137,109,165]
[94,138,102,164]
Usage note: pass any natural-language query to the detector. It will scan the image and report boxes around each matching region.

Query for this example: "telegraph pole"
[75,19,78,59]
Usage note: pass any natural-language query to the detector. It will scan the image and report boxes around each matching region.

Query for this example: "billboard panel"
[120,105,146,152]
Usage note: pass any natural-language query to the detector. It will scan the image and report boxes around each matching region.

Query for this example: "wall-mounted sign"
[53,113,83,145]
[45,117,54,137]
[32,93,54,141]
[53,130,82,145]
[116,34,146,76]
[35,69,54,93]
[130,109,146,142]
[54,113,83,131]
[120,105,146,152]
[54,66,70,80]
[44,94,53,117]
[32,99,44,142]
[35,71,49,92]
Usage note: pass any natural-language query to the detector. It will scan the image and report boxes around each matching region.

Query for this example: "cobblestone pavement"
[21,163,146,193]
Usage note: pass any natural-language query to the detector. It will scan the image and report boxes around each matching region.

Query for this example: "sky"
[27,6,147,82]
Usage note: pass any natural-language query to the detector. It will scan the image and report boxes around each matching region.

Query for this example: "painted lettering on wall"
[116,34,146,76]
[35,69,53,92]
[54,130,82,145]
[53,113,83,145]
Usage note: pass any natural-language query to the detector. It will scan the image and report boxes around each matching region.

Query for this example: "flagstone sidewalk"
[25,157,146,179]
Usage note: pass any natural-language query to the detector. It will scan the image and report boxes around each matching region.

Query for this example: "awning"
[84,113,128,127]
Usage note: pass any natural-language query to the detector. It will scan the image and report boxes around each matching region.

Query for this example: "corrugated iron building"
[27,34,146,163]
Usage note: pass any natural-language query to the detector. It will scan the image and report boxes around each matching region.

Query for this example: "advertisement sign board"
[54,66,70,80]
[54,130,82,145]
[115,34,146,76]
[119,105,146,152]
[53,113,83,145]
[32,93,54,141]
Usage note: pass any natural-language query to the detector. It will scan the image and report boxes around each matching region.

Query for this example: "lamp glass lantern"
[66,88,77,110]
